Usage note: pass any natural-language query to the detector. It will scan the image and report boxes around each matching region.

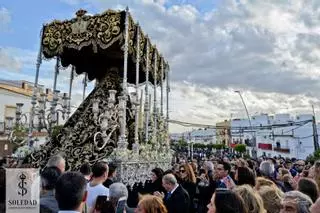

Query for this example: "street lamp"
[234,90,257,158]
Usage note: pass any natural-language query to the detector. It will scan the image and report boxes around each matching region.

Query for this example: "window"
[4,105,16,119]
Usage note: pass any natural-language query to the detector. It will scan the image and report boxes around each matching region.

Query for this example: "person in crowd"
[235,166,256,187]
[154,173,190,213]
[108,182,134,213]
[215,161,235,189]
[196,168,211,213]
[280,191,313,213]
[282,174,294,192]
[47,154,66,173]
[233,184,266,213]
[190,161,198,176]
[259,161,286,192]
[40,166,61,213]
[308,166,315,179]
[135,195,168,213]
[258,186,284,213]
[103,163,117,188]
[313,161,320,190]
[86,161,109,211]
[310,197,320,213]
[147,168,165,194]
[297,178,319,203]
[178,164,197,212]
[207,188,248,213]
[237,158,249,168]
[80,162,92,182]
[278,168,290,180]
[255,177,277,190]
[55,172,87,213]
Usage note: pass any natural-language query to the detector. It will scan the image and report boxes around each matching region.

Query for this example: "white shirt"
[170,184,179,194]
[86,182,110,209]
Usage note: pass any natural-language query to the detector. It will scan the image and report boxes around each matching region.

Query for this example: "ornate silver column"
[29,26,44,145]
[144,38,150,143]
[118,6,129,149]
[82,73,87,101]
[166,63,170,132]
[153,50,158,143]
[160,58,164,117]
[50,57,60,128]
[134,24,141,150]
[67,66,74,118]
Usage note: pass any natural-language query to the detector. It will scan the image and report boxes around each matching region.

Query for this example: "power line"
[168,119,312,130]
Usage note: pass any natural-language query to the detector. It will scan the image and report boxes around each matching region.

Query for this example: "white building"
[170,128,216,144]
[231,113,317,159]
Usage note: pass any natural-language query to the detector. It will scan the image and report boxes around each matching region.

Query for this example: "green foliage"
[306,149,320,163]
[212,143,226,150]
[13,125,28,144]
[171,140,226,150]
[177,139,188,147]
[234,144,247,153]
[51,125,63,140]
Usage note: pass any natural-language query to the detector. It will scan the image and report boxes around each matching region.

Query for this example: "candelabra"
[7,91,69,146]
[36,90,69,132]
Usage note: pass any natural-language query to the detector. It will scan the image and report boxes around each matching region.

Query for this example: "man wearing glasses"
[215,161,235,189]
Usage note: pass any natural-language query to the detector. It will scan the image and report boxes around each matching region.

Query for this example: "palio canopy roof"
[41,9,168,84]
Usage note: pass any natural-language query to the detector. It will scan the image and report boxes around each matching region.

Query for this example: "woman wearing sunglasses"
[179,164,197,213]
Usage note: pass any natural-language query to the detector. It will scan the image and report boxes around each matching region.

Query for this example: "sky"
[1,0,320,133]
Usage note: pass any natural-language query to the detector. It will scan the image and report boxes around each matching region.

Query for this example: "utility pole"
[312,105,319,150]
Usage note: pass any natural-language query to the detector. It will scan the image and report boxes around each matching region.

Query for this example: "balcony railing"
[274,147,290,153]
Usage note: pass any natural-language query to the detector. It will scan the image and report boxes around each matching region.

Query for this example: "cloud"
[41,0,320,131]
[169,81,320,132]
[0,7,11,32]
[0,48,22,72]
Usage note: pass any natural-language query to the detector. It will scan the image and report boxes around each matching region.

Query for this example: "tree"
[234,144,247,154]
[306,149,320,163]
[212,144,226,150]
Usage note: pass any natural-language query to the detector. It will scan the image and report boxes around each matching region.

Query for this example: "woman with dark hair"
[235,166,256,187]
[297,178,319,203]
[207,189,248,213]
[146,168,165,194]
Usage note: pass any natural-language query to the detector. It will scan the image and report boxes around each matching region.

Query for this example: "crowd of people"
[1,154,320,213]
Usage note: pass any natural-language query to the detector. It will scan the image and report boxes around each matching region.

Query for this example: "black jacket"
[163,185,190,213]
[103,178,114,188]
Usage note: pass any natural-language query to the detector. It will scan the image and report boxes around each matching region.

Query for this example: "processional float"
[24,8,172,185]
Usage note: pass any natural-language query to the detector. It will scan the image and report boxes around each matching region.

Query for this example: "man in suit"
[155,173,190,213]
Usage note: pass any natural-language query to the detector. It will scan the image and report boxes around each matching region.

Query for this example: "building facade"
[170,113,318,160]
[216,120,231,146]
[0,80,50,157]
[231,113,316,159]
